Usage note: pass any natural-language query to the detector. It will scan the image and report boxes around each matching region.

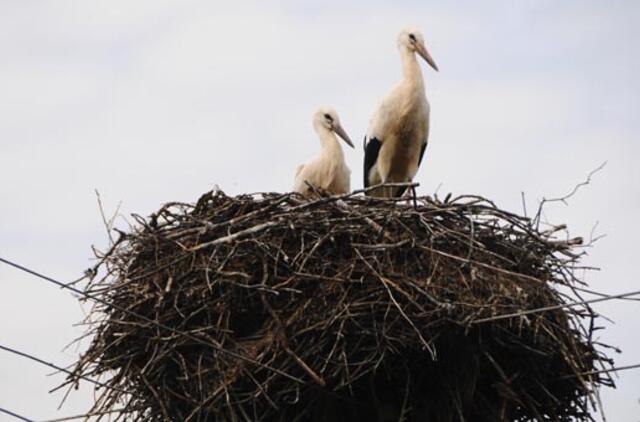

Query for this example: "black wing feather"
[363,137,382,188]
[418,142,427,167]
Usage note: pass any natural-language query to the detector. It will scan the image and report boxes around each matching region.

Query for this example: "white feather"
[293,108,352,198]
[364,27,436,197]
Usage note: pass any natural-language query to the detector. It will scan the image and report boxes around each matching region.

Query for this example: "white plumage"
[293,107,354,198]
[364,27,439,198]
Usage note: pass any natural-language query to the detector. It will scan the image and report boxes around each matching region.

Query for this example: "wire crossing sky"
[0,406,35,422]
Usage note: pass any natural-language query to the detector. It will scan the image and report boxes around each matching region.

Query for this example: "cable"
[40,408,129,422]
[0,344,133,396]
[0,256,302,383]
[0,406,35,422]
[559,362,640,380]
[582,362,640,377]
[2,255,636,382]
[573,285,640,302]
[471,288,640,324]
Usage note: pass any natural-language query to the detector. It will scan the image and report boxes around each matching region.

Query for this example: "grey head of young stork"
[293,107,354,198]
[363,27,438,198]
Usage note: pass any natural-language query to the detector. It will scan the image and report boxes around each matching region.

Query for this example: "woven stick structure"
[68,188,614,421]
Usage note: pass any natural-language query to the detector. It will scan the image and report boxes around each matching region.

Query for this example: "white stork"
[364,27,439,198]
[293,107,354,198]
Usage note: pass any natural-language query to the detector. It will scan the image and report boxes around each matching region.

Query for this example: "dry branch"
[69,189,614,422]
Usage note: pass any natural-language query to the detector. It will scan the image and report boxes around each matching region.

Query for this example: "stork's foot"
[411,185,418,209]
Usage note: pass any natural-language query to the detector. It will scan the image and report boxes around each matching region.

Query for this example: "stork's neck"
[315,125,344,159]
[400,49,425,92]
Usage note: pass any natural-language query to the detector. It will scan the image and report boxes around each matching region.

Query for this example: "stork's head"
[313,107,354,148]
[398,27,439,72]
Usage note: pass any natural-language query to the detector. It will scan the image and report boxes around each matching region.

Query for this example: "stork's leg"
[379,175,393,199]
[411,184,418,209]
[383,185,394,198]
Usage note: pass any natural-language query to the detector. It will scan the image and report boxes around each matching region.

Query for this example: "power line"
[0,256,303,384]
[2,255,637,384]
[580,362,640,377]
[471,289,640,324]
[0,406,35,422]
[41,408,129,422]
[0,344,133,396]
[559,362,640,380]
[573,285,640,302]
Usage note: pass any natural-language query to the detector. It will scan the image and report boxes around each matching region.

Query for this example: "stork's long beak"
[333,123,354,148]
[416,42,439,72]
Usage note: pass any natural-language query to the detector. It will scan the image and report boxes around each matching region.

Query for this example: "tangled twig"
[68,188,614,421]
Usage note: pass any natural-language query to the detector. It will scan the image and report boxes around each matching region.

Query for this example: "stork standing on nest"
[364,27,439,198]
[293,107,354,198]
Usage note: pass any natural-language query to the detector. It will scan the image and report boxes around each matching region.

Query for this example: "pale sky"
[1,1,639,420]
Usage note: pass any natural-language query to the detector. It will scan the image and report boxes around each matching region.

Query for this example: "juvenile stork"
[293,107,354,198]
[364,27,439,198]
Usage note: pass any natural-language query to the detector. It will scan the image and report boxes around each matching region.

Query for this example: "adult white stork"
[293,107,354,198]
[364,27,439,198]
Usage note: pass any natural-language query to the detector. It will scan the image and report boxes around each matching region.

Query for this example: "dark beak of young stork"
[333,122,355,148]
[415,41,439,72]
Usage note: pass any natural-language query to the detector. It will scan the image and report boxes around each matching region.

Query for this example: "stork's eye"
[409,33,416,42]
[324,113,333,122]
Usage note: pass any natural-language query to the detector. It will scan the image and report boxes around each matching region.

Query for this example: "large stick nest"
[70,189,614,421]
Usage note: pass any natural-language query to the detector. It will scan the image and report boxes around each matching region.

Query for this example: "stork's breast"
[378,113,427,180]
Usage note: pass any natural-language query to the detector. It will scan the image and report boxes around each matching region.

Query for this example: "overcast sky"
[1,1,639,420]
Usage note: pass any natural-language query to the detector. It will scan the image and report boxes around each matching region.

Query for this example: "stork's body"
[364,28,438,198]
[293,108,354,198]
